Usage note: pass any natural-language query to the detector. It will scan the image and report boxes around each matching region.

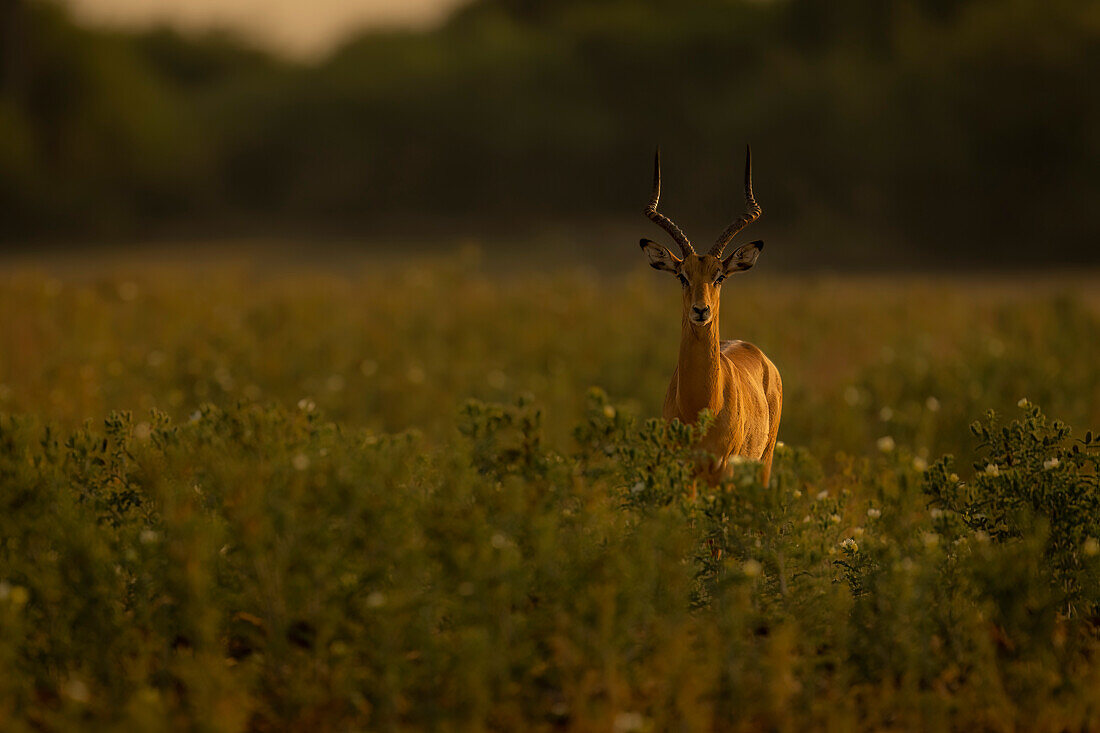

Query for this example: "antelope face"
[638,145,765,328]
[640,240,764,327]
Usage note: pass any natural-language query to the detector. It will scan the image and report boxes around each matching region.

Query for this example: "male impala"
[640,146,782,485]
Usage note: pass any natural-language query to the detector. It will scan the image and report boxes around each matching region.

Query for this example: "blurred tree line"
[1,0,1098,265]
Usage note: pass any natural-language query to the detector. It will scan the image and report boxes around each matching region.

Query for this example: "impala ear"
[640,238,682,273]
[722,240,763,274]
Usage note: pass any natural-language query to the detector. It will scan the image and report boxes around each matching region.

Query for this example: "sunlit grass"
[2,258,1098,459]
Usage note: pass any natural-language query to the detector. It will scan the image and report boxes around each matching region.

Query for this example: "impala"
[640,146,782,485]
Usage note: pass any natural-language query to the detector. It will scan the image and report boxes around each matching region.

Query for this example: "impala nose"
[690,304,711,323]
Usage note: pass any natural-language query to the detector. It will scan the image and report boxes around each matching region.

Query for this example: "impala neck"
[676,310,724,419]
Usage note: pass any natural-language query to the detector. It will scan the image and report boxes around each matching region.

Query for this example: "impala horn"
[645,147,695,257]
[709,145,762,258]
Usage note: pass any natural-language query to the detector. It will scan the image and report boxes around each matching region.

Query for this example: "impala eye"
[677,274,689,287]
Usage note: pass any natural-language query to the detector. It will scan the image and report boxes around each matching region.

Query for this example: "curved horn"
[709,145,762,258]
[644,147,694,257]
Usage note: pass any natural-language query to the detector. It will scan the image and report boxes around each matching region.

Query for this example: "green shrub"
[925,402,1100,617]
[2,397,1100,730]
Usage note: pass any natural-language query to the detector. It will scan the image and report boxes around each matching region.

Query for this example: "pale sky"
[63,0,473,59]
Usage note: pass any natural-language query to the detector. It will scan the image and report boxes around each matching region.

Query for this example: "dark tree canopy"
[1,0,1098,266]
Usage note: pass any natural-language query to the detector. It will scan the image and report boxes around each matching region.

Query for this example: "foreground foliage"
[1,395,1098,731]
[2,267,1100,729]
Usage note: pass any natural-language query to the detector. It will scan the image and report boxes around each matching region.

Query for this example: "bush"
[3,396,1100,730]
[925,402,1100,617]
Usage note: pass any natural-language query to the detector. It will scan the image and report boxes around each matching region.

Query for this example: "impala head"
[639,146,763,327]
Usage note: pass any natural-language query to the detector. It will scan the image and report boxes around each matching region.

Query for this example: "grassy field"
[1,254,1100,730]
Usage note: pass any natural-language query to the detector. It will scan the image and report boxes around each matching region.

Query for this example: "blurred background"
[2,0,1098,269]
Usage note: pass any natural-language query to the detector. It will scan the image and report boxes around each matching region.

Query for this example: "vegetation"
[1,260,1099,729]
[3,0,1100,265]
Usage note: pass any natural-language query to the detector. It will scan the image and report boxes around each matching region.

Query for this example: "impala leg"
[760,389,783,487]
[760,445,775,487]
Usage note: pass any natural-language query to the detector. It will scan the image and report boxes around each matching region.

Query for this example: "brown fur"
[644,246,783,486]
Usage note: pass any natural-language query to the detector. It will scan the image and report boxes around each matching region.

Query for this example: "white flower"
[1084,538,1100,557]
[930,508,944,519]
[133,422,152,441]
[613,712,647,733]
[1043,458,1060,470]
[852,526,864,537]
[876,436,896,452]
[830,514,842,524]
[491,533,508,549]
[841,538,859,552]
[921,532,940,547]
[742,559,763,577]
[984,464,1000,476]
[792,489,801,498]
[1017,398,1029,408]
[139,529,159,544]
[366,591,387,608]
[292,453,311,471]
[297,398,316,412]
[949,473,960,483]
[602,404,616,419]
[487,370,507,389]
[879,406,894,422]
[925,396,941,412]
[974,531,990,543]
[802,515,812,524]
[775,440,785,449]
[867,507,881,519]
[61,678,91,703]
[816,490,829,501]
[214,367,234,390]
[912,457,928,472]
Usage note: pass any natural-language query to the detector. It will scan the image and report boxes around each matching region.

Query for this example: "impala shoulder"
[721,339,766,360]
[719,339,742,353]
[722,340,778,379]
